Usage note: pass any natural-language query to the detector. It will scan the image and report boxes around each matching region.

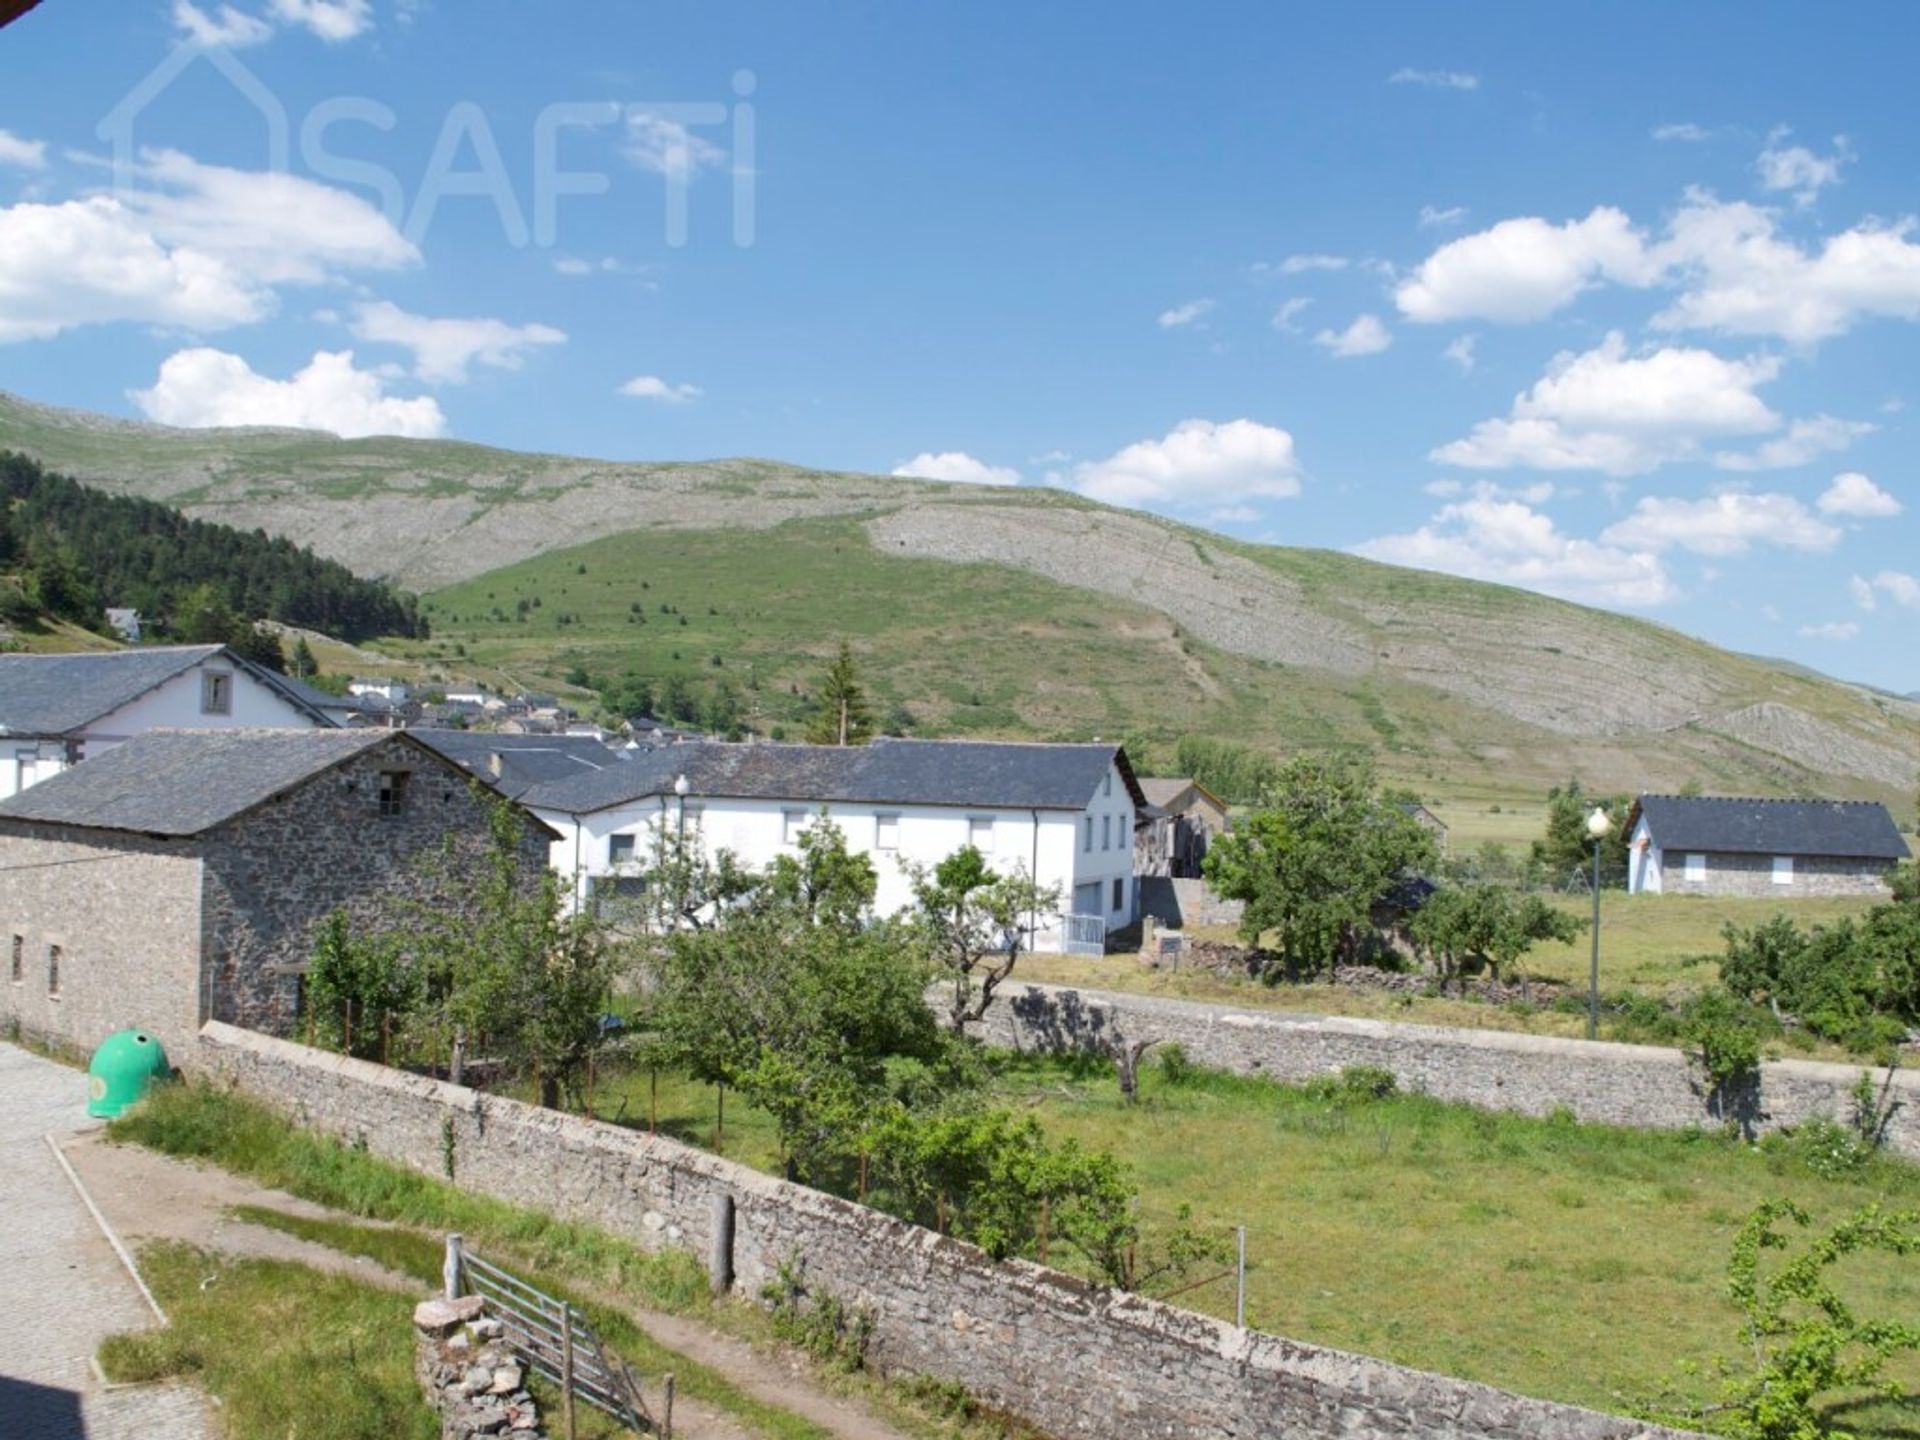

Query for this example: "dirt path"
[62,1132,923,1440]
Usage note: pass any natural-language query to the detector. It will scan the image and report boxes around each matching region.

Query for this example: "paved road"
[0,1043,212,1440]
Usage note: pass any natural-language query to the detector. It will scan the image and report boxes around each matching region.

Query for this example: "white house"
[0,645,334,800]
[520,738,1145,953]
[348,676,413,704]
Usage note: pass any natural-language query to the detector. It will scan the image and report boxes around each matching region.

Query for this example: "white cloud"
[1712,414,1874,471]
[1432,332,1783,474]
[1356,498,1677,607]
[0,129,49,169]
[0,196,261,342]
[1442,334,1476,372]
[1816,471,1902,518]
[266,0,371,41]
[1277,253,1348,275]
[1756,131,1850,207]
[1652,122,1714,143]
[617,374,702,405]
[1157,298,1214,329]
[1271,297,1312,332]
[132,347,445,437]
[1866,571,1920,608]
[1314,313,1392,357]
[125,148,417,285]
[1599,491,1842,556]
[624,113,726,176]
[1395,207,1658,324]
[1208,504,1259,525]
[1419,204,1467,228]
[171,0,273,46]
[1798,621,1859,640]
[1388,68,1479,91]
[890,451,1020,486]
[1071,418,1302,508]
[1850,575,1878,611]
[348,301,565,384]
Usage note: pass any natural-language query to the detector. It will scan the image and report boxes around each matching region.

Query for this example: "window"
[969,815,994,851]
[1684,853,1706,883]
[783,809,809,845]
[377,770,410,817]
[876,813,901,851]
[1773,856,1795,886]
[9,934,21,983]
[1112,877,1125,912]
[1104,772,1112,798]
[608,833,636,867]
[1101,814,1112,850]
[46,943,60,998]
[1083,816,1093,853]
[200,670,232,715]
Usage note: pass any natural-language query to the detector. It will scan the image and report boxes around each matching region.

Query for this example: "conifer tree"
[805,641,874,746]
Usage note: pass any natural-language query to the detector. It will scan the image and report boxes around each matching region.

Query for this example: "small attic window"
[201,671,232,715]
[377,770,411,817]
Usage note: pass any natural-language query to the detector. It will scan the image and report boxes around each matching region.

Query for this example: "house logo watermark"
[96,40,757,250]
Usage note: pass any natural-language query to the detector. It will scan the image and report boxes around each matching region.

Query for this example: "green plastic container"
[87,1030,171,1119]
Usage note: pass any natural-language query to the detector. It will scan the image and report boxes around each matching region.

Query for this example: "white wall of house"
[1628,816,1662,894]
[78,660,322,760]
[531,759,1139,950]
[1,740,70,802]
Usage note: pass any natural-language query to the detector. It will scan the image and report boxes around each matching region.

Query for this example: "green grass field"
[581,1055,1920,1434]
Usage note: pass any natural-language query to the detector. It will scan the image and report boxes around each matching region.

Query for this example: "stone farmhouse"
[1135,775,1230,879]
[0,644,334,800]
[1626,793,1909,897]
[521,738,1144,953]
[0,728,554,1060]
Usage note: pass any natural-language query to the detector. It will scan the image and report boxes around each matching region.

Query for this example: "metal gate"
[1060,911,1107,957]
[445,1234,667,1437]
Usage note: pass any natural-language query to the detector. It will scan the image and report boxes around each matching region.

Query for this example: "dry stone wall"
[199,1022,1689,1440]
[974,982,1920,1156]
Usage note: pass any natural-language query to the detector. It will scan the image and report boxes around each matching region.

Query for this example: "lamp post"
[1586,806,1612,1040]
[673,773,690,931]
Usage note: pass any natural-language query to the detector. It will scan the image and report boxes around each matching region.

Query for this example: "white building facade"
[523,739,1143,953]
[0,645,332,800]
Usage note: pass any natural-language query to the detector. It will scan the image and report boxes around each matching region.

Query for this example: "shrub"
[1155,1042,1195,1087]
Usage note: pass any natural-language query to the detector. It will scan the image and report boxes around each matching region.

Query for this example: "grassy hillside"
[5,390,1917,809]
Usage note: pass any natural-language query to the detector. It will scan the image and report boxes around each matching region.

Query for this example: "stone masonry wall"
[1666,851,1894,899]
[200,1022,1688,1440]
[199,737,553,1036]
[974,981,1920,1157]
[0,822,205,1061]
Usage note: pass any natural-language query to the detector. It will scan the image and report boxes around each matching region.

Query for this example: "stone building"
[1626,793,1909,897]
[0,728,555,1061]
[1135,777,1229,879]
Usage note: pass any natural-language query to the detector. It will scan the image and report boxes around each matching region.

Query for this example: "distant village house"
[1135,776,1229,879]
[1626,794,1908,897]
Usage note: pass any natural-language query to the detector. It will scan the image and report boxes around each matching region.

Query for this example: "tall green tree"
[289,635,319,678]
[1410,883,1585,992]
[805,642,874,746]
[1531,778,1631,888]
[1202,753,1437,976]
[908,845,1060,1029]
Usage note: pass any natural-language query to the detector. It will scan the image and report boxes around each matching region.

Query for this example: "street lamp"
[1585,806,1612,1040]
[672,773,690,931]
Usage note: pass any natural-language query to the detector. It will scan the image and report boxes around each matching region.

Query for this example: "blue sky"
[1,1,1916,689]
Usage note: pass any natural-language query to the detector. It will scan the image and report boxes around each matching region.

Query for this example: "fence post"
[1235,1225,1246,1328]
[560,1301,577,1440]
[443,1233,463,1302]
[663,1373,675,1440]
[709,1193,736,1296]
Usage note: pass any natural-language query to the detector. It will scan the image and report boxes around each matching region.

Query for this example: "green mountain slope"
[4,390,1916,804]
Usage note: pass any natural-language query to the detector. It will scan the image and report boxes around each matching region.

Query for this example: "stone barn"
[1626,793,1909,897]
[0,728,555,1062]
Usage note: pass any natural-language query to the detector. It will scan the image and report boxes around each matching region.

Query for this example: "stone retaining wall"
[199,1022,1687,1440]
[974,981,1920,1155]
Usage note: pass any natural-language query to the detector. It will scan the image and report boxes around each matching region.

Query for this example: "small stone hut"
[0,728,555,1061]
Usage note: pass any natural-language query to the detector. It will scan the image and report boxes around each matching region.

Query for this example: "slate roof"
[1630,794,1909,861]
[411,730,627,799]
[0,645,334,735]
[0,728,402,836]
[521,737,1143,817]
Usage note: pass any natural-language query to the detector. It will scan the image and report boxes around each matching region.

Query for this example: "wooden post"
[442,1234,463,1302]
[708,1193,735,1295]
[650,1067,657,1136]
[585,1055,595,1120]
[663,1373,675,1440]
[560,1301,577,1440]
[1038,1197,1049,1263]
[715,1083,725,1152]
[857,1151,868,1202]
[1235,1225,1247,1328]
[381,1010,392,1065]
[341,1000,352,1055]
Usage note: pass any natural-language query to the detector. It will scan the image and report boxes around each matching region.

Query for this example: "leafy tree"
[1172,735,1280,805]
[1410,883,1585,992]
[1531,778,1631,888]
[1643,1200,1920,1440]
[908,845,1060,1029]
[805,641,873,746]
[25,543,105,630]
[289,635,319,678]
[303,909,415,1060]
[1203,754,1438,976]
